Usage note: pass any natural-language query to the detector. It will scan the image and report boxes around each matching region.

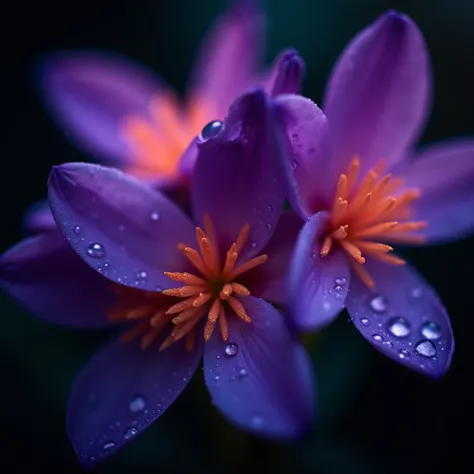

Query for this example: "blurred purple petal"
[192,90,285,257]
[48,163,195,291]
[288,212,350,331]
[269,50,305,96]
[274,94,331,218]
[323,11,431,179]
[346,259,454,378]
[67,336,202,466]
[246,211,302,304]
[203,296,315,439]
[0,230,113,327]
[38,51,164,164]
[177,136,200,179]
[23,200,56,233]
[189,0,264,118]
[392,139,474,243]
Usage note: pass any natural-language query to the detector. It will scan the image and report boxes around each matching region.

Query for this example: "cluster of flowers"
[1,1,472,467]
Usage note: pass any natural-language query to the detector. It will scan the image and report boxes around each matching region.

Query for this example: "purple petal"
[48,163,195,291]
[38,51,164,164]
[268,50,305,96]
[189,0,264,118]
[177,136,200,180]
[0,230,114,327]
[245,211,302,304]
[323,11,431,179]
[203,296,315,439]
[67,336,202,466]
[274,94,331,218]
[23,199,56,233]
[346,259,454,378]
[392,139,474,243]
[192,89,286,257]
[287,212,350,331]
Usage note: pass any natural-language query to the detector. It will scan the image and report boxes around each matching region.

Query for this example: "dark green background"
[2,0,473,472]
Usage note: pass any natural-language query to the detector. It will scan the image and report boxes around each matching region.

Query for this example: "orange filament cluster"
[320,157,427,288]
[120,92,215,178]
[160,215,268,350]
[107,216,267,352]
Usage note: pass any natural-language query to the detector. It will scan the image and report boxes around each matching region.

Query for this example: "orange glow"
[107,216,268,351]
[321,157,426,288]
[120,92,216,178]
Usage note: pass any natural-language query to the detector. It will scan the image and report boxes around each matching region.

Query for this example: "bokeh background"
[2,0,473,472]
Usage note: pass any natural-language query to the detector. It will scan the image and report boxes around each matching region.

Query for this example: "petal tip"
[271,50,305,96]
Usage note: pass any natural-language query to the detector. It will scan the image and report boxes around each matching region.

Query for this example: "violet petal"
[203,296,315,439]
[346,258,454,378]
[48,163,195,291]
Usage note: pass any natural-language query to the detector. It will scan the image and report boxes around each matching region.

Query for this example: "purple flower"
[29,0,304,233]
[3,90,314,465]
[276,11,473,378]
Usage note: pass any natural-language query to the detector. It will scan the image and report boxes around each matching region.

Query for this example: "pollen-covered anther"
[321,156,427,288]
[160,215,267,350]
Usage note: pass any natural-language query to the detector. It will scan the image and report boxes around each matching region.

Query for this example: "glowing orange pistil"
[320,157,427,288]
[159,215,268,351]
[107,216,267,352]
[120,92,215,178]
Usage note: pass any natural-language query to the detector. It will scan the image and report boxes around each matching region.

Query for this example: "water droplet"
[200,120,223,141]
[238,368,247,378]
[291,159,299,170]
[265,223,272,231]
[360,317,369,326]
[224,342,238,357]
[387,317,411,338]
[214,375,220,381]
[135,270,147,280]
[150,211,160,221]
[267,205,273,212]
[414,339,437,358]
[383,340,393,348]
[123,427,138,440]
[372,334,383,342]
[369,295,388,313]
[250,241,257,248]
[103,441,115,450]
[421,321,441,340]
[73,225,81,235]
[334,285,343,292]
[311,253,317,259]
[399,349,410,359]
[129,395,146,413]
[86,243,105,259]
[335,277,347,285]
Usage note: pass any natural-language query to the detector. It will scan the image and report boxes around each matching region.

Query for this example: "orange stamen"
[320,156,426,287]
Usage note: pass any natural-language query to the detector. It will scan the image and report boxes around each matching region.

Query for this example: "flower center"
[120,92,216,178]
[107,216,268,351]
[320,157,427,288]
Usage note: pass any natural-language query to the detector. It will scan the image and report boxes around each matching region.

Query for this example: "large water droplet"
[224,342,238,357]
[200,120,223,141]
[369,295,388,313]
[129,395,146,413]
[421,321,441,340]
[87,243,105,258]
[150,211,160,221]
[414,339,437,358]
[73,225,81,235]
[360,317,369,326]
[103,441,115,450]
[387,317,411,338]
[372,334,383,342]
[123,427,138,440]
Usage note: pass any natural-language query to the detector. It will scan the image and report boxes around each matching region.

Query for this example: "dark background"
[1,0,473,472]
